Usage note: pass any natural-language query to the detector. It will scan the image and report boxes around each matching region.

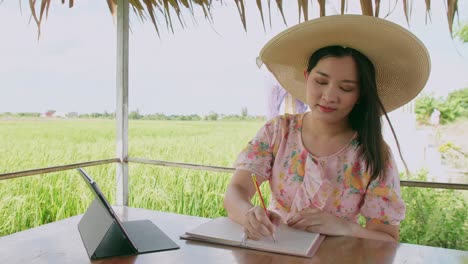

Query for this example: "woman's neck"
[303,112,353,138]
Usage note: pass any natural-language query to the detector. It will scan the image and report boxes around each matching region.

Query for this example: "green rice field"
[0,119,466,250]
[0,119,266,234]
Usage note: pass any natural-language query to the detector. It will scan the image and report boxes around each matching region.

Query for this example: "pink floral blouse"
[234,113,406,225]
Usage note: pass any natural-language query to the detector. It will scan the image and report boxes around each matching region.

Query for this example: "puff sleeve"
[233,117,281,180]
[360,152,406,225]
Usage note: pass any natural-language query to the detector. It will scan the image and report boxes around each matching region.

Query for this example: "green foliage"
[84,112,114,119]
[129,109,143,120]
[446,88,468,118]
[241,107,248,119]
[0,112,41,118]
[415,93,442,123]
[438,141,468,170]
[436,89,467,123]
[400,170,467,250]
[455,22,468,43]
[205,111,219,121]
[16,112,41,117]
[415,88,468,124]
[437,102,460,123]
[439,142,463,154]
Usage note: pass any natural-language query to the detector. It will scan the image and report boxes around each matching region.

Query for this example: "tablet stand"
[78,199,179,259]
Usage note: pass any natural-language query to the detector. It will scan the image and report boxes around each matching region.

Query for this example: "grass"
[0,119,264,236]
[0,119,466,250]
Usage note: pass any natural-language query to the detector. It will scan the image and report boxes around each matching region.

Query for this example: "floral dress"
[234,113,406,225]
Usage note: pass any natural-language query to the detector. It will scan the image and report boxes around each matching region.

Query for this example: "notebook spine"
[240,234,247,248]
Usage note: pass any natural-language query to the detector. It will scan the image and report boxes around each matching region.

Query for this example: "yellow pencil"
[251,174,276,243]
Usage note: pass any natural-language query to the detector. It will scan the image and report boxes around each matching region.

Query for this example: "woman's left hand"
[286,208,353,236]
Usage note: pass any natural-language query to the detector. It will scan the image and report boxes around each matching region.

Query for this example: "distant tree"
[17,112,41,117]
[129,109,142,120]
[143,113,167,120]
[205,111,219,121]
[102,111,114,119]
[241,107,248,119]
[189,114,202,121]
[90,112,103,118]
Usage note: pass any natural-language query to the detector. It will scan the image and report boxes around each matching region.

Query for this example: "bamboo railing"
[0,159,119,181]
[1,158,467,190]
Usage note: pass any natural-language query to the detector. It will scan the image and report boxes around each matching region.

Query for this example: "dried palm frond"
[256,0,266,31]
[317,0,325,17]
[298,0,308,22]
[360,0,373,16]
[402,0,412,25]
[267,0,271,28]
[274,0,287,26]
[446,0,458,35]
[382,0,398,19]
[234,0,246,30]
[425,0,431,23]
[374,0,380,17]
[21,0,460,38]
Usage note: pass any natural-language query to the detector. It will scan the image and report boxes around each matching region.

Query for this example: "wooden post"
[116,0,129,206]
[284,93,297,114]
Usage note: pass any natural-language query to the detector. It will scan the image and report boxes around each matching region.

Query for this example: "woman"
[223,15,430,242]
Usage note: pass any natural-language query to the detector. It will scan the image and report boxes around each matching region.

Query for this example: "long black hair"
[306,45,407,182]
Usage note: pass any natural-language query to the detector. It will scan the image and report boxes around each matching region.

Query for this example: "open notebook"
[182,217,324,258]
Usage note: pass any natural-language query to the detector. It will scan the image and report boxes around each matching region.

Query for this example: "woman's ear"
[303,70,309,80]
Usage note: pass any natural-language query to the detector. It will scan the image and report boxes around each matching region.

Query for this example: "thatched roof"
[27,0,461,37]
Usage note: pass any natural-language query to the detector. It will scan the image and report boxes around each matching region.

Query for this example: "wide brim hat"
[257,14,430,113]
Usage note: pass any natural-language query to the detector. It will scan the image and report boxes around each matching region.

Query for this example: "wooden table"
[0,206,466,264]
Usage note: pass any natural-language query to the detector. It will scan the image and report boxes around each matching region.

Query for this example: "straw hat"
[257,15,430,113]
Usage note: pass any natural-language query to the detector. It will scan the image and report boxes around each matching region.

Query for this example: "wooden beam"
[128,157,468,190]
[2,159,466,191]
[127,157,235,173]
[116,0,130,206]
[284,93,297,115]
[400,180,467,190]
[0,159,119,181]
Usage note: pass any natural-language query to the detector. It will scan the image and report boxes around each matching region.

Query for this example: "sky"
[0,0,467,116]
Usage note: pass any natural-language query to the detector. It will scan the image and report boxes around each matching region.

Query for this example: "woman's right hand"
[242,206,282,240]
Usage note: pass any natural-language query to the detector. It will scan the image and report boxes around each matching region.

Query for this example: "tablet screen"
[77,168,138,252]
